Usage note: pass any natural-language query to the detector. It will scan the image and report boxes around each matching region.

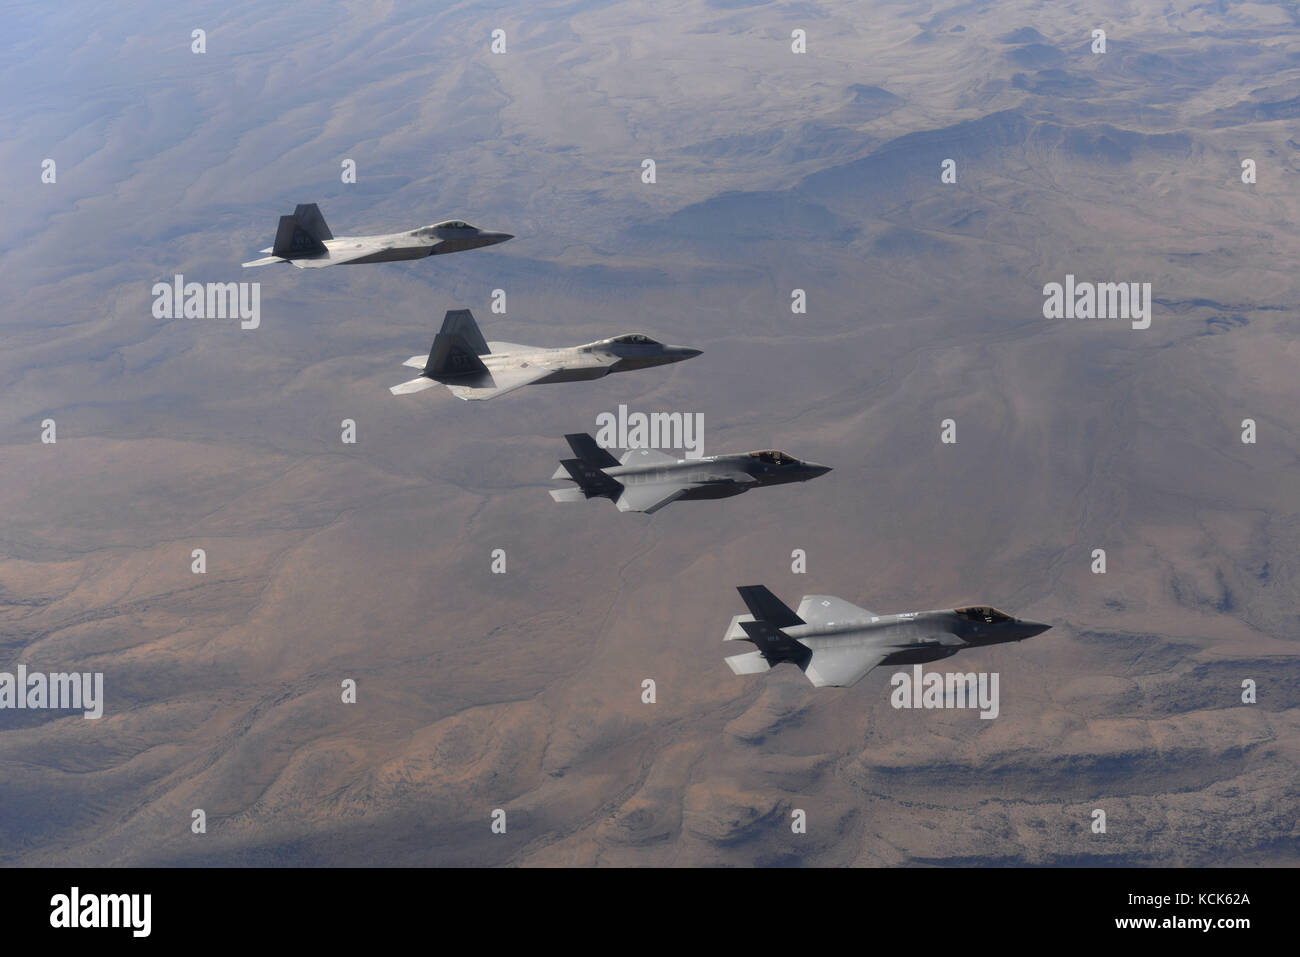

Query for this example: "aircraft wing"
[615,483,692,514]
[446,364,556,400]
[905,634,965,649]
[241,256,288,268]
[619,449,679,466]
[292,239,394,268]
[802,645,891,688]
[796,595,876,625]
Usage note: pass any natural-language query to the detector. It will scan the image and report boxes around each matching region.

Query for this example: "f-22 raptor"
[242,203,512,268]
[723,586,1050,687]
[391,309,701,401]
[550,434,831,513]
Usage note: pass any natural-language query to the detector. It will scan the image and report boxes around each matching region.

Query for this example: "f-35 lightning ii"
[550,434,831,514]
[242,203,512,268]
[723,586,1050,687]
[390,309,701,401]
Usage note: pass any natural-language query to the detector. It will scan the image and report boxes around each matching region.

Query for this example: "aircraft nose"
[804,463,832,478]
[482,231,514,244]
[1019,620,1051,639]
[673,347,703,360]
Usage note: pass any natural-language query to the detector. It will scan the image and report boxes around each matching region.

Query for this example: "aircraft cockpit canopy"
[610,334,660,345]
[954,606,1013,624]
[435,220,471,230]
[750,450,795,466]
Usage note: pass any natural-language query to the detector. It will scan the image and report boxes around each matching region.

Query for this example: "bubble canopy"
[749,451,796,465]
[954,606,1014,623]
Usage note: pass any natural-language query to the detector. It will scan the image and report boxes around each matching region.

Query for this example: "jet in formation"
[723,586,1050,687]
[242,203,512,268]
[391,309,701,401]
[550,434,831,514]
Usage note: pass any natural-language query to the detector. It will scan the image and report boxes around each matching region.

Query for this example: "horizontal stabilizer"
[390,377,440,395]
[549,488,586,503]
[721,604,811,678]
[559,458,622,498]
[736,618,811,669]
[241,256,287,268]
[724,613,756,641]
[725,651,772,676]
[446,381,503,400]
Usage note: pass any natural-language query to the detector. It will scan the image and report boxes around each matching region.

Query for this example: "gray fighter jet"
[723,586,1050,687]
[242,203,512,268]
[550,434,831,513]
[390,309,701,401]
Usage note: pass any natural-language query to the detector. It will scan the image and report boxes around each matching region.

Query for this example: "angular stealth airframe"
[549,434,831,513]
[723,586,1050,687]
[390,309,701,401]
[242,203,512,268]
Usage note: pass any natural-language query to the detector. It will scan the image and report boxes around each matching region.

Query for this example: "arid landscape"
[1,0,1297,866]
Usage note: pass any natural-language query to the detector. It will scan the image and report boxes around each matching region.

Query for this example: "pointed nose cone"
[669,346,703,362]
[480,230,514,245]
[803,463,832,479]
[1019,620,1051,639]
